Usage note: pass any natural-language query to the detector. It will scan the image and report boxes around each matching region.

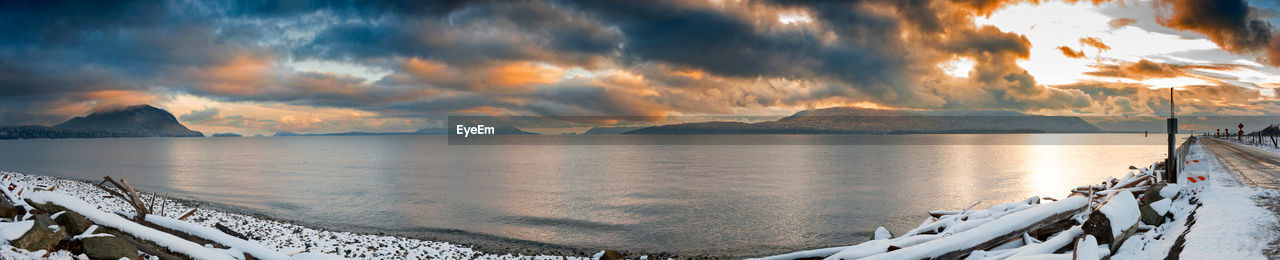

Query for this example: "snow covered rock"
[53,210,92,235]
[1140,183,1167,203]
[0,221,33,241]
[599,249,624,260]
[1139,204,1163,226]
[82,236,140,260]
[873,226,891,240]
[11,214,67,252]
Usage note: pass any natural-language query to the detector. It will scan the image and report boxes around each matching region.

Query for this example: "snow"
[24,191,235,260]
[1008,226,1082,257]
[748,246,851,260]
[1149,199,1171,215]
[1006,254,1070,260]
[1172,139,1280,259]
[1179,186,1279,258]
[291,252,346,260]
[145,215,288,260]
[1,170,590,260]
[1097,191,1139,238]
[1073,235,1099,260]
[838,197,1088,260]
[1,220,33,241]
[872,226,890,240]
[1159,184,1180,199]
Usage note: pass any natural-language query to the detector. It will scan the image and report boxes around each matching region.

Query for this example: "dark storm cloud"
[226,0,477,18]
[296,1,620,67]
[1155,0,1280,65]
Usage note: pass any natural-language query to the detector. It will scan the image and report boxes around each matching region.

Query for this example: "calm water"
[0,134,1172,257]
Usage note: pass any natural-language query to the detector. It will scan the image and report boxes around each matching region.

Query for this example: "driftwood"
[858,197,1089,260]
[95,176,156,221]
[177,209,198,221]
[215,223,251,240]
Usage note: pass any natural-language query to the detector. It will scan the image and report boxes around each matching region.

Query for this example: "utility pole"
[1167,88,1177,183]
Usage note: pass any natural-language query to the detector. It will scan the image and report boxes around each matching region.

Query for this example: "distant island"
[211,133,243,137]
[583,126,645,135]
[624,107,1102,134]
[0,105,204,139]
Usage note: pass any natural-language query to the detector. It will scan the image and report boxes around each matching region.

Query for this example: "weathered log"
[93,183,145,218]
[1082,191,1140,253]
[215,223,251,240]
[848,197,1089,260]
[118,178,149,219]
[96,177,152,221]
[177,209,197,221]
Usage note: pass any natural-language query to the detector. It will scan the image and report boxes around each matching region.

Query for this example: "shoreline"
[0,170,610,259]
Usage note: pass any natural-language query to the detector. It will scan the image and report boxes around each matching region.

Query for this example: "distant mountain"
[0,105,204,139]
[493,126,539,135]
[415,127,447,134]
[624,107,1101,135]
[583,126,645,135]
[273,127,450,137]
[211,133,242,137]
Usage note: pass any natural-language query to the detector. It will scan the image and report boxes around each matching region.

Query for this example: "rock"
[0,196,20,219]
[25,199,71,216]
[54,210,93,235]
[600,250,624,260]
[1129,165,1139,170]
[1142,183,1168,204]
[12,215,67,252]
[1139,204,1164,225]
[82,236,140,260]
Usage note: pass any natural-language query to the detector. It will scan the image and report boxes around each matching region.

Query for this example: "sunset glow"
[5,0,1280,134]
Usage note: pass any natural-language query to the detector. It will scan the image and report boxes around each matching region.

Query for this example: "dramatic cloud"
[1154,0,1280,65]
[2,0,1280,134]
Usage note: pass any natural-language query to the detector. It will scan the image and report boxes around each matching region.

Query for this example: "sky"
[5,0,1280,135]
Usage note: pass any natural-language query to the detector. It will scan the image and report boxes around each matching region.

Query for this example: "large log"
[834,197,1089,260]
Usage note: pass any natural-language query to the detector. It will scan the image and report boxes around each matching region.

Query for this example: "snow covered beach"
[0,170,590,260]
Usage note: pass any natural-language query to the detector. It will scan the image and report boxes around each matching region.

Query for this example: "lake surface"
[0,134,1174,257]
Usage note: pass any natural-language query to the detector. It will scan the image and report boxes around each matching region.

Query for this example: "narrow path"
[1197,137,1280,258]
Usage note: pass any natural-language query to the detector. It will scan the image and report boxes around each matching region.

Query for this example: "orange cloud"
[1057,46,1086,58]
[190,55,275,96]
[402,58,455,83]
[81,90,162,111]
[486,62,564,88]
[1079,37,1110,51]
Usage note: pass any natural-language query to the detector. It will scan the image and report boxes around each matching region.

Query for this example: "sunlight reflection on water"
[0,134,1173,257]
